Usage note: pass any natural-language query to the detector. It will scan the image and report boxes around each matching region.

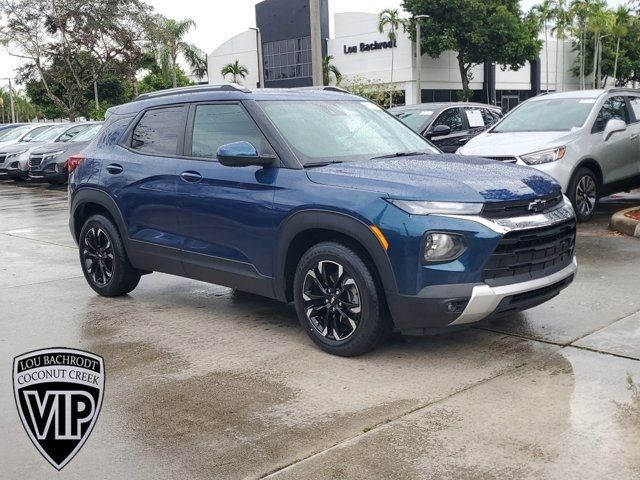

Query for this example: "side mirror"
[426,124,451,139]
[217,141,275,167]
[603,118,626,141]
[58,133,72,142]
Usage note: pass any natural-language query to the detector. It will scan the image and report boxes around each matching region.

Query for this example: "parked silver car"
[29,122,103,184]
[459,88,640,221]
[2,123,90,180]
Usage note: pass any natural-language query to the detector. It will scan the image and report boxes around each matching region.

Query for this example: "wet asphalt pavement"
[0,181,639,479]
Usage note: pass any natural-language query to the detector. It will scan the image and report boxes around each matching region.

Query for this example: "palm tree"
[221,60,249,84]
[183,46,209,82]
[611,6,631,86]
[570,0,591,89]
[534,1,554,92]
[378,8,407,107]
[552,0,571,91]
[154,16,198,88]
[322,56,342,86]
[588,2,609,88]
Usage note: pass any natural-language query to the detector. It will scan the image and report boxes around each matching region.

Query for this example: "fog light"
[423,232,467,263]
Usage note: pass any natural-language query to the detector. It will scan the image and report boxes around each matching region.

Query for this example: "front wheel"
[79,214,141,296]
[568,168,599,222]
[293,242,390,356]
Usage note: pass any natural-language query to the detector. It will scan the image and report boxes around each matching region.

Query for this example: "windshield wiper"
[370,151,428,160]
[304,160,344,168]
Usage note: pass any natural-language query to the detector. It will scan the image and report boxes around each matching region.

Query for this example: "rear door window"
[627,96,640,123]
[131,106,187,155]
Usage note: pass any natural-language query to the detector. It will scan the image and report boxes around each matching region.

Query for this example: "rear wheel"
[568,168,599,222]
[79,214,141,296]
[293,242,390,356]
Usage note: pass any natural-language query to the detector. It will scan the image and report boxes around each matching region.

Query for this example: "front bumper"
[387,198,577,334]
[450,257,577,325]
[389,258,576,334]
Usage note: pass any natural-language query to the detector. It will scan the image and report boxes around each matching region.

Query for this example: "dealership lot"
[1,182,639,479]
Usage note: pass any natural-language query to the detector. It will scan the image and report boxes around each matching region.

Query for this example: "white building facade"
[208,1,586,111]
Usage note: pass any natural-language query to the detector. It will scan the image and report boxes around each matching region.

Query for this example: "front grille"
[484,156,518,163]
[483,220,576,286]
[29,155,43,168]
[0,154,6,165]
[482,193,564,219]
[493,276,574,315]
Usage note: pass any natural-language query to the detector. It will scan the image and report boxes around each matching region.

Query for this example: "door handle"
[180,171,202,183]
[631,134,639,140]
[458,138,469,144]
[106,163,123,174]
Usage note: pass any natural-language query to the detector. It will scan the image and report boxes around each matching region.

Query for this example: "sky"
[0,0,629,83]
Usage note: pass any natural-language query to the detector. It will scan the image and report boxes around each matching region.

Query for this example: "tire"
[79,214,141,297]
[293,241,391,356]
[568,168,599,222]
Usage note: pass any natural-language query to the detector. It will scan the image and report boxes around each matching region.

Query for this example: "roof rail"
[295,86,350,94]
[134,83,251,101]
[606,87,640,94]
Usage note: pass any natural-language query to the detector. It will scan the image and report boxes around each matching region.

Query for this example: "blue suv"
[69,85,577,356]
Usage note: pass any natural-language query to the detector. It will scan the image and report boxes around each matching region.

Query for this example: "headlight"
[520,146,566,165]
[422,232,467,263]
[43,150,64,161]
[6,150,27,159]
[388,200,483,215]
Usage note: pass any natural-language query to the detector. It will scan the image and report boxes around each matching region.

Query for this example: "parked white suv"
[458,89,640,221]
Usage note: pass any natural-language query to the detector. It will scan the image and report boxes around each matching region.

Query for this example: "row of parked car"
[0,121,102,184]
[391,88,640,221]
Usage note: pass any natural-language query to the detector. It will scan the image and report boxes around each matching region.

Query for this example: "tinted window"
[132,106,186,155]
[628,96,640,122]
[190,104,269,159]
[483,109,501,126]
[593,96,630,133]
[433,108,463,132]
[393,109,434,132]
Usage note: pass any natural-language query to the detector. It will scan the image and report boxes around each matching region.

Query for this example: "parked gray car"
[3,123,90,181]
[29,122,103,184]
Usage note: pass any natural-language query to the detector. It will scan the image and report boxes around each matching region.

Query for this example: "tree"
[552,0,572,91]
[570,0,592,89]
[151,16,202,88]
[221,60,249,84]
[611,6,632,85]
[183,46,208,82]
[378,8,407,107]
[403,0,541,101]
[0,0,150,120]
[322,56,342,86]
[534,0,554,92]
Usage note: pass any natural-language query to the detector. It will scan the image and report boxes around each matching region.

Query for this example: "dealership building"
[207,0,581,111]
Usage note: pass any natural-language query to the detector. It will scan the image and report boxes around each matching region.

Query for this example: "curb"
[610,207,640,238]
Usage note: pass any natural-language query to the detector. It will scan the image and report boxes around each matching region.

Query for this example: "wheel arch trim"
[273,209,398,302]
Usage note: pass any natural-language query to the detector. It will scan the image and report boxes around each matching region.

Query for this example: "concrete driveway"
[0,182,639,479]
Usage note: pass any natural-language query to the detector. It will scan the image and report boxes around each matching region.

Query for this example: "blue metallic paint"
[69,89,569,332]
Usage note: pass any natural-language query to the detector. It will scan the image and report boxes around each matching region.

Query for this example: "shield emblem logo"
[12,347,104,470]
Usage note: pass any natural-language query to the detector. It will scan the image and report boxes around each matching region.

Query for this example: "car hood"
[459,130,577,157]
[0,142,41,155]
[30,141,72,155]
[306,154,561,203]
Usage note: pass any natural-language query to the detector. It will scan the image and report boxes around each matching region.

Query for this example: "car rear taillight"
[66,154,86,173]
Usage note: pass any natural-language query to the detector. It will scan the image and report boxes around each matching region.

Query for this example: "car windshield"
[70,123,102,142]
[492,98,595,132]
[260,100,439,165]
[23,125,55,142]
[31,125,69,142]
[0,125,32,142]
[392,109,434,132]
